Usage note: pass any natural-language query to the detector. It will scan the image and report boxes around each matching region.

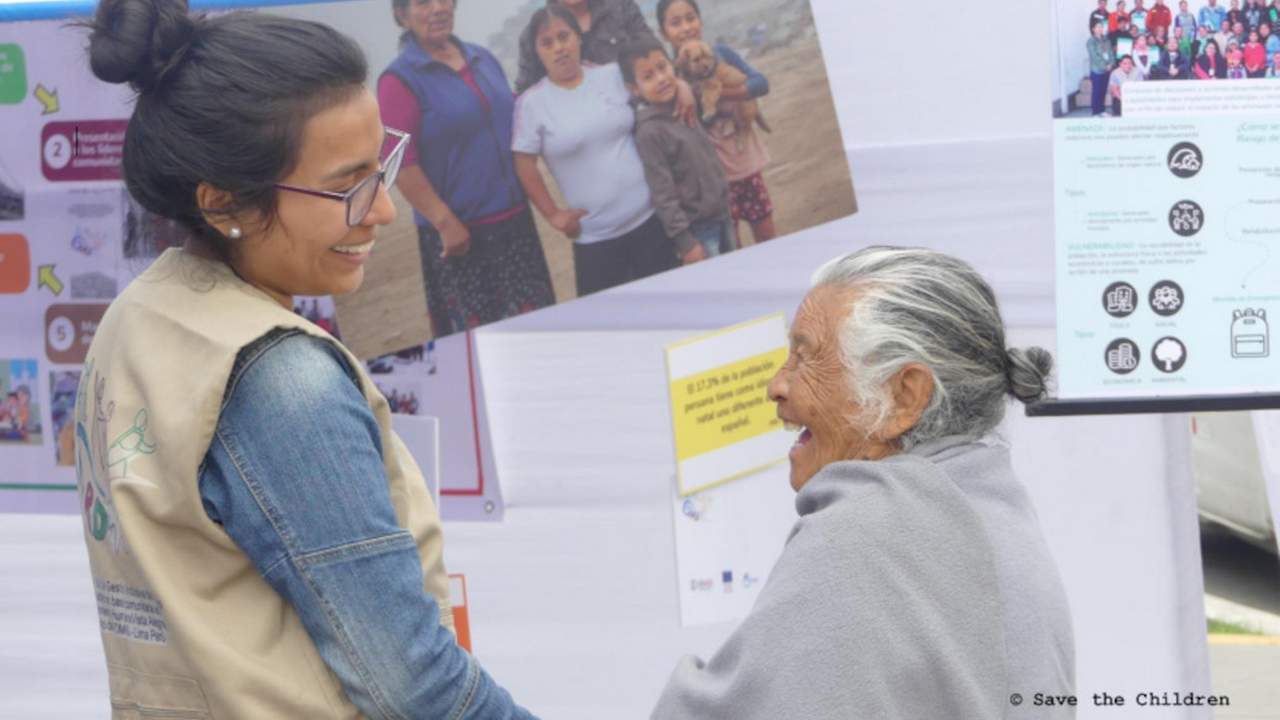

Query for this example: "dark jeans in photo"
[1090,72,1108,115]
[572,213,677,297]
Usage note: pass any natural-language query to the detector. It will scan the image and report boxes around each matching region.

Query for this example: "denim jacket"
[199,329,536,720]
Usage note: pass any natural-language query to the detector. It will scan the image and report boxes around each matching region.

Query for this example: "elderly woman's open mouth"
[782,420,813,456]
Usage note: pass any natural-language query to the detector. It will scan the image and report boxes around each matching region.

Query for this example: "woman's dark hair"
[657,0,701,31]
[83,0,368,257]
[522,5,583,76]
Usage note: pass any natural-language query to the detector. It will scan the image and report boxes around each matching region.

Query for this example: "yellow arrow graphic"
[38,264,63,296]
[34,84,59,115]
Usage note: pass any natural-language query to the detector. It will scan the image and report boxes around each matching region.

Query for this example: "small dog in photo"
[674,40,771,151]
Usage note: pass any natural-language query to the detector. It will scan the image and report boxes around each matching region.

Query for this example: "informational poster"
[1050,1,1280,399]
[0,15,504,520]
[665,314,789,496]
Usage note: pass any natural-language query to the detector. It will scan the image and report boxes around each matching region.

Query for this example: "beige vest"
[75,248,453,719]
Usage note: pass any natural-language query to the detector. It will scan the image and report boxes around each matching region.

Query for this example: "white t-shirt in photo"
[513,63,654,245]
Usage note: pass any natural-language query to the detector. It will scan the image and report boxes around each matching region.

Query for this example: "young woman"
[1243,28,1268,74]
[380,0,556,338]
[658,0,778,245]
[514,0,659,94]
[1195,38,1229,75]
[513,7,676,296]
[76,0,535,716]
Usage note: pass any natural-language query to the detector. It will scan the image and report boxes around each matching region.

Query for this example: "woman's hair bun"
[1006,346,1054,404]
[87,0,196,92]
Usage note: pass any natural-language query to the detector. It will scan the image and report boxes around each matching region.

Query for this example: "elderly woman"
[652,247,1075,719]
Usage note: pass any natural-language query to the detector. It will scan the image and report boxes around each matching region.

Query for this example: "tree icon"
[1154,337,1186,372]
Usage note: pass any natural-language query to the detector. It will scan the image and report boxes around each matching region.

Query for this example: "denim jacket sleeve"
[715,44,769,99]
[199,329,536,720]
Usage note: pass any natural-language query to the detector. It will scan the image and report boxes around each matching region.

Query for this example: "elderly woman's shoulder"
[797,444,1010,552]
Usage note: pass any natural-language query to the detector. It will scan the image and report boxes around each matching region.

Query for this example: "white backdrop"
[0,0,1222,717]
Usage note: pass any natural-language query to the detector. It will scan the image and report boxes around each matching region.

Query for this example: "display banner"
[1050,0,1280,401]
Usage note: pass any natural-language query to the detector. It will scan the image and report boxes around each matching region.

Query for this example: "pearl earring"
[228,227,242,240]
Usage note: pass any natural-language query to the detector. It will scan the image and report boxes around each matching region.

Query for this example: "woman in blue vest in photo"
[379,0,556,337]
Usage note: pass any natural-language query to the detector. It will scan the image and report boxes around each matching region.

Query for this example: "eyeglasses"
[274,127,410,227]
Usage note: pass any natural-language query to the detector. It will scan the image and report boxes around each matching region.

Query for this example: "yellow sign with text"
[669,349,788,462]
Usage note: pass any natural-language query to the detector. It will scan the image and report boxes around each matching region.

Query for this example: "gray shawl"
[652,436,1076,719]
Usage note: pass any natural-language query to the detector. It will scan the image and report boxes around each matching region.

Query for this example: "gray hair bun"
[1006,346,1053,404]
[86,0,196,93]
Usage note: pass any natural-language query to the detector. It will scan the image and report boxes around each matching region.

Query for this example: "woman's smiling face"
[767,285,881,491]
[661,0,704,48]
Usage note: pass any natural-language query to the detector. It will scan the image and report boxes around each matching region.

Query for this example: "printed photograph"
[0,158,21,221]
[1054,0,1280,118]
[49,370,80,466]
[336,0,857,357]
[0,359,42,445]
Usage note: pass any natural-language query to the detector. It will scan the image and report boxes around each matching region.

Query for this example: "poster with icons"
[1052,116,1280,399]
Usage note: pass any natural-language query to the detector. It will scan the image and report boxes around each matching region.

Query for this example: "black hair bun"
[87,0,196,92]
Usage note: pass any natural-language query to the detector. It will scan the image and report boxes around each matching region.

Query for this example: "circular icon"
[43,133,72,171]
[47,315,75,353]
[1102,281,1138,318]
[1152,336,1187,373]
[1169,200,1204,237]
[1149,280,1184,317]
[1010,694,1024,707]
[484,501,496,514]
[1105,338,1141,374]
[1167,142,1203,179]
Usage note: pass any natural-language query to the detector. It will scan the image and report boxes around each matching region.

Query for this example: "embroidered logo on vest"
[75,360,156,554]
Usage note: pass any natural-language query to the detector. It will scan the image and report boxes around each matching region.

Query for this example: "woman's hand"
[550,208,589,239]
[681,244,707,265]
[674,80,698,127]
[437,215,472,258]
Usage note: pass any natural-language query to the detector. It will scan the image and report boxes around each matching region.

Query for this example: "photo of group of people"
[1064,0,1280,117]
[336,0,856,356]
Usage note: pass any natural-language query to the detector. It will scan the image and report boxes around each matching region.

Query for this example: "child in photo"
[1268,51,1280,76]
[657,0,777,247]
[621,39,732,266]
[1227,49,1248,76]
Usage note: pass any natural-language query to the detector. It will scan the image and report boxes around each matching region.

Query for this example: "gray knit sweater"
[652,436,1076,719]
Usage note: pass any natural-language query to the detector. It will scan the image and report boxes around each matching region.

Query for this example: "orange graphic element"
[0,234,30,293]
[449,573,472,653]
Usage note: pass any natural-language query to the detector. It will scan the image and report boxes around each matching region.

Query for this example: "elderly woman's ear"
[880,363,934,443]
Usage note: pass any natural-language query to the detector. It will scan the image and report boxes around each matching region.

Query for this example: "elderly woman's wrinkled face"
[769,286,883,491]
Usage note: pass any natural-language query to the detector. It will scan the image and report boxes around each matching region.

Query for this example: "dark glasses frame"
[275,127,410,227]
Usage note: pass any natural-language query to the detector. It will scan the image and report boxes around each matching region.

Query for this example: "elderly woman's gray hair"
[813,246,1052,450]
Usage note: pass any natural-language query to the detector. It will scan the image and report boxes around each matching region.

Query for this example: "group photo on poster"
[337,0,856,352]
[1057,0,1280,118]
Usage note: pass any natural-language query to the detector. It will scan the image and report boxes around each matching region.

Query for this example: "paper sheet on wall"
[665,314,790,496]
[670,463,795,627]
